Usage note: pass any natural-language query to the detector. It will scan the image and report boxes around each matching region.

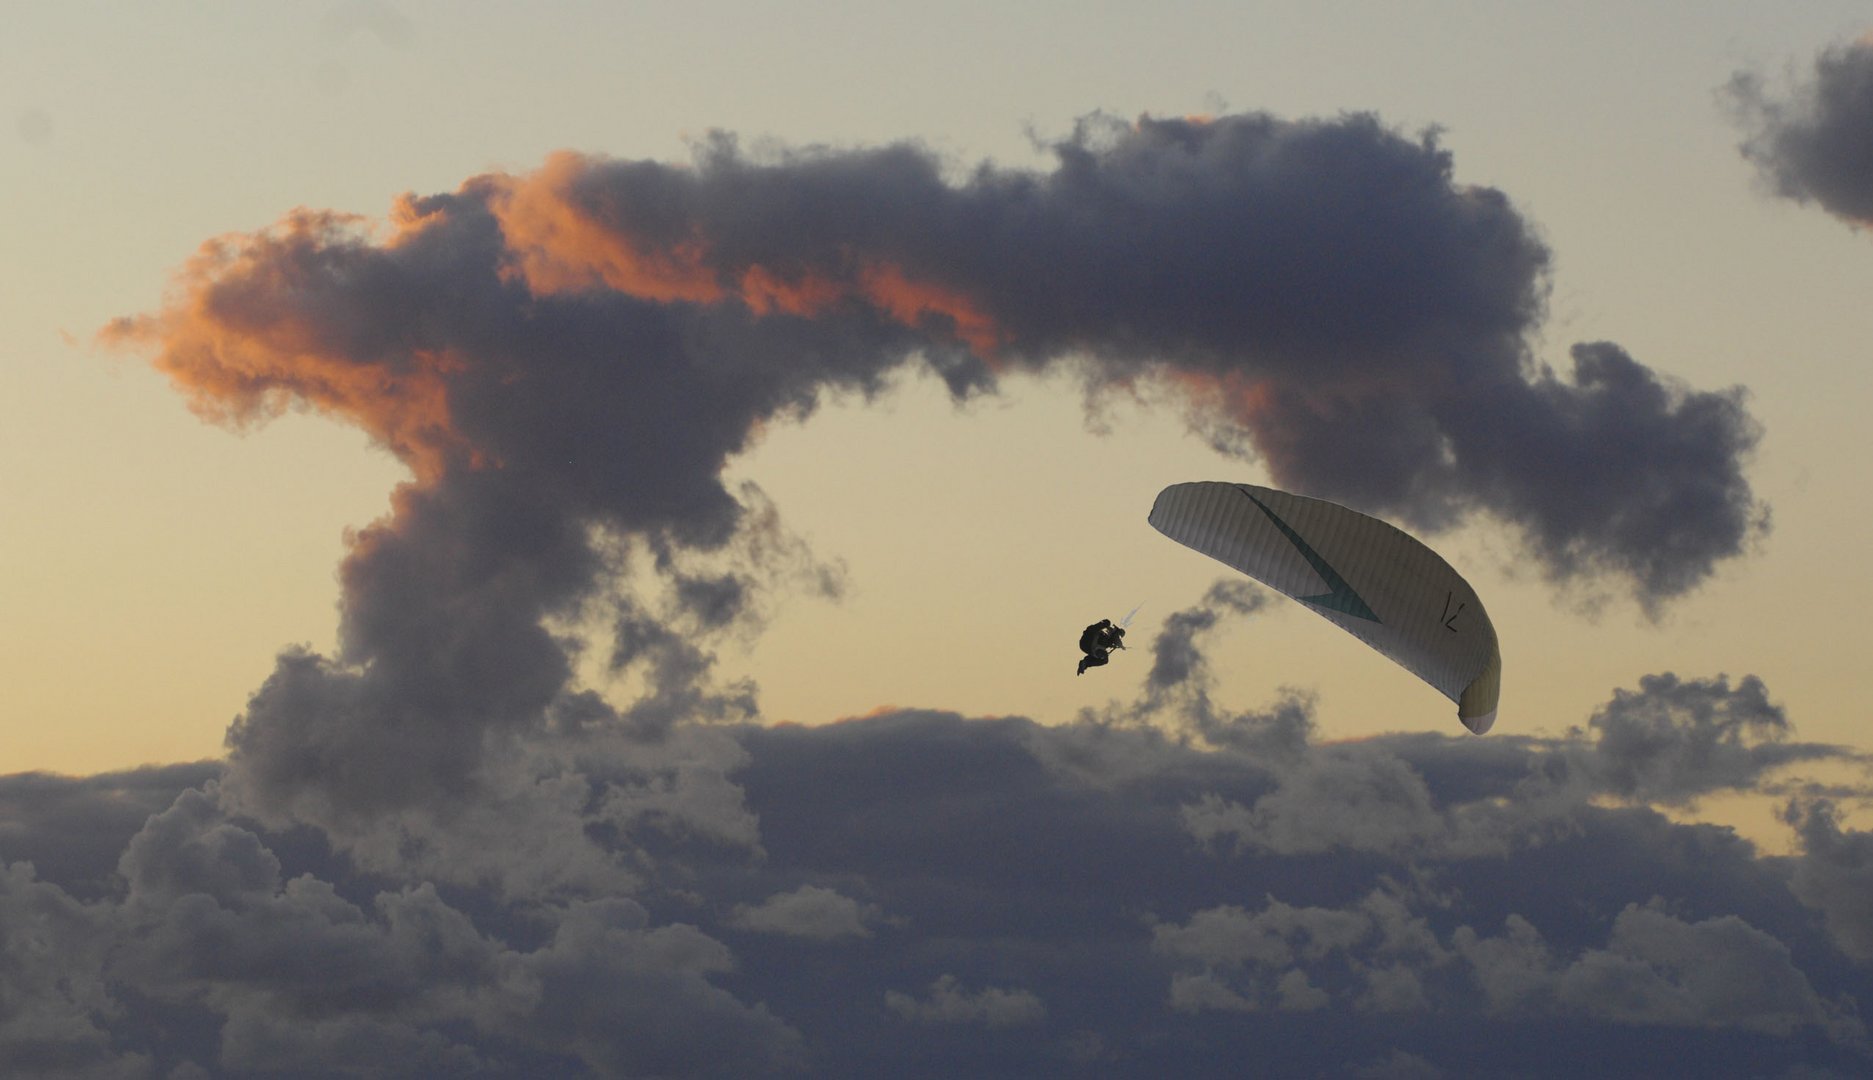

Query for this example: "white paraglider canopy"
[1148,481,1501,733]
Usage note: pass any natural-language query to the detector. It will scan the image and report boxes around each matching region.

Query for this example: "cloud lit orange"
[492,151,1005,357]
[99,210,470,484]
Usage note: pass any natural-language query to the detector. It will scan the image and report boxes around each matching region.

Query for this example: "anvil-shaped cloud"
[101,112,1765,828]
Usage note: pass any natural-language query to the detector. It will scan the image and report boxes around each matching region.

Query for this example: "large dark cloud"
[1730,33,1873,227]
[7,667,1872,1076]
[10,594,1872,1077]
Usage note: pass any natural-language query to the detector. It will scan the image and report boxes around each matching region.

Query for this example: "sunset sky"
[6,3,1873,1077]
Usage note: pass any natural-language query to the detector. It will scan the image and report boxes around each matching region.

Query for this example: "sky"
[5,2,1873,1076]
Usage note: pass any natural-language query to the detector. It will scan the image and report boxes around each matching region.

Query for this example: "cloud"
[0,863,149,1079]
[728,884,880,940]
[1171,669,1863,863]
[0,781,801,1077]
[1559,903,1854,1037]
[1453,901,1858,1038]
[1730,34,1873,227]
[318,712,763,903]
[5,680,1873,1075]
[1180,751,1458,858]
[1783,798,1873,963]
[1154,882,1452,1015]
[1142,579,1270,701]
[1153,881,1859,1038]
[215,1008,481,1077]
[1581,672,1842,806]
[1083,578,1318,764]
[885,975,1047,1028]
[0,762,219,900]
[729,700,1873,1074]
[493,119,1764,606]
[1449,342,1766,612]
[508,898,803,1076]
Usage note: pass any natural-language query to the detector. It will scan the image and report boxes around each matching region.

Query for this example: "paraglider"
[1147,481,1501,733]
[1076,618,1127,676]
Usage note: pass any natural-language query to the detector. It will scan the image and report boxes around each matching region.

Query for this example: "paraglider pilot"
[1077,618,1126,675]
